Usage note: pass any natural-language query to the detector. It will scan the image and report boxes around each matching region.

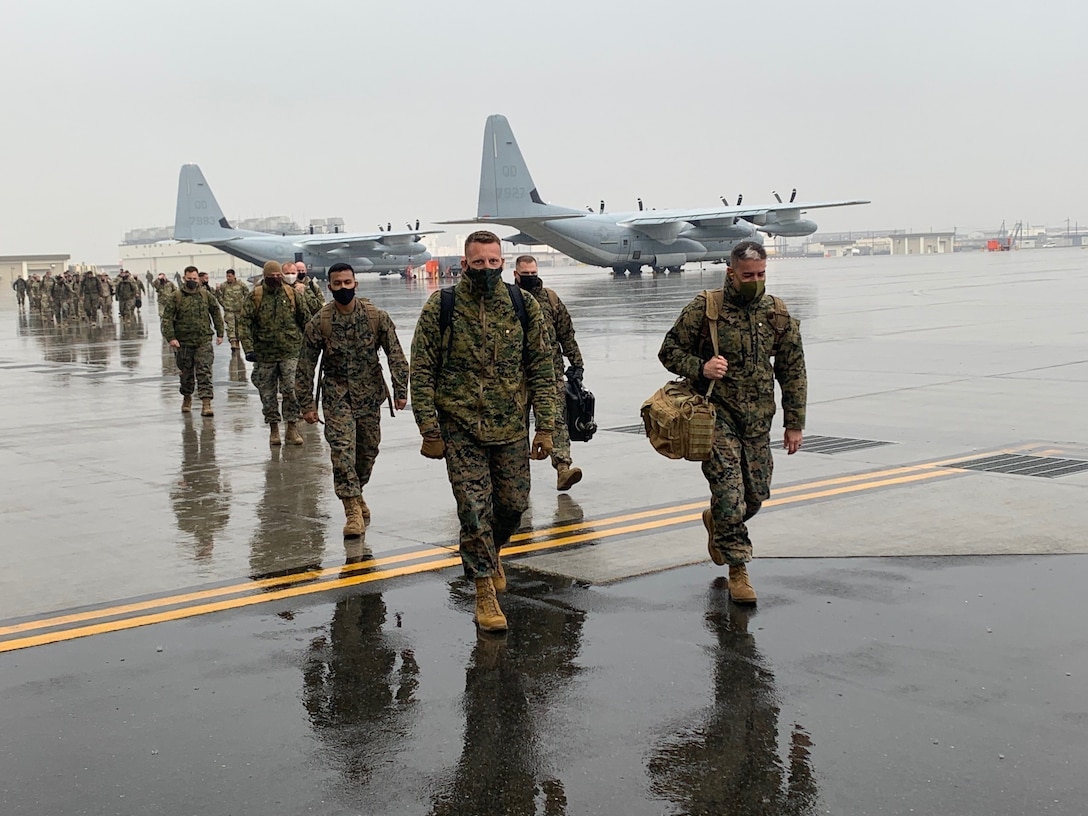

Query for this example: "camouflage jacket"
[153,279,177,296]
[115,276,140,301]
[27,279,41,297]
[411,278,556,444]
[216,279,249,312]
[161,286,224,346]
[296,299,409,415]
[238,283,307,362]
[658,283,807,435]
[531,286,584,381]
[79,276,98,299]
[301,280,324,316]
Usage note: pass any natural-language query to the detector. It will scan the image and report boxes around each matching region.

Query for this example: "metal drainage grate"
[801,435,893,455]
[603,424,646,435]
[945,454,1088,479]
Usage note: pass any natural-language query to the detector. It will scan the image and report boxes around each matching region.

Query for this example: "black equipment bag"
[565,376,597,442]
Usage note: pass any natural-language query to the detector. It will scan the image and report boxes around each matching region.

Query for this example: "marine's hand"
[421,433,446,459]
[394,398,407,411]
[303,410,319,425]
[784,428,803,455]
[215,336,224,346]
[702,355,728,380]
[530,431,553,460]
[565,365,583,383]
[244,351,257,362]
[168,339,180,349]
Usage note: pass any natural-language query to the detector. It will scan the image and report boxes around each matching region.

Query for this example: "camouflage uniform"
[527,285,584,471]
[300,276,325,315]
[215,278,250,349]
[27,277,42,312]
[296,300,409,499]
[97,275,114,321]
[154,278,177,318]
[51,277,70,322]
[79,273,99,322]
[161,286,224,399]
[239,282,307,425]
[12,277,27,308]
[40,274,55,319]
[115,274,140,321]
[411,278,556,579]
[658,282,807,565]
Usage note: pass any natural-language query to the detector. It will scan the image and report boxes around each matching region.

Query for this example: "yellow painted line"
[0,466,963,653]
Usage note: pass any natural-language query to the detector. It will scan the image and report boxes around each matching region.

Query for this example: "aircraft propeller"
[378,224,384,232]
[637,197,644,211]
[772,189,798,204]
[599,200,605,214]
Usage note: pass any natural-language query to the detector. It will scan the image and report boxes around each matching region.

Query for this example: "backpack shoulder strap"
[319,302,336,341]
[506,283,530,365]
[545,287,559,315]
[438,286,456,365]
[768,295,791,344]
[363,300,380,342]
[252,282,263,309]
[703,288,724,322]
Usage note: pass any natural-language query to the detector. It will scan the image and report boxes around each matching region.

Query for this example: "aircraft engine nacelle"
[382,241,427,257]
[760,219,818,237]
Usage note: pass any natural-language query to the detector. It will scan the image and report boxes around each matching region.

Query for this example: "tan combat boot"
[728,564,757,605]
[703,508,726,566]
[200,398,214,417]
[358,495,371,525]
[474,577,508,632]
[181,395,192,413]
[285,422,304,446]
[269,422,281,446]
[492,554,507,593]
[556,465,582,491]
[342,497,364,538]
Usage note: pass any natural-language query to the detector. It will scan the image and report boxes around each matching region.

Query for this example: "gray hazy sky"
[4,0,1086,262]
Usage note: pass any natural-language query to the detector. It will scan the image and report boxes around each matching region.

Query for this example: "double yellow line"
[0,454,980,654]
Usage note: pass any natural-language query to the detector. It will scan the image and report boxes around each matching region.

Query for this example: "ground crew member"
[215,269,249,354]
[115,269,140,323]
[239,261,309,446]
[513,254,586,491]
[658,240,807,604]
[162,265,224,416]
[297,263,409,536]
[410,230,556,633]
[12,276,27,310]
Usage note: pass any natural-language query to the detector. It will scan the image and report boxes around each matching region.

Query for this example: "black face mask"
[332,287,355,305]
[264,277,281,288]
[517,275,543,292]
[464,267,503,296]
[184,280,199,290]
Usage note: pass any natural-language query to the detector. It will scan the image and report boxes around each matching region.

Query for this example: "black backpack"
[565,376,597,442]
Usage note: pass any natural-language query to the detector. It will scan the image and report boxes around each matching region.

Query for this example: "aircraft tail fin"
[174,164,235,242]
[477,115,580,220]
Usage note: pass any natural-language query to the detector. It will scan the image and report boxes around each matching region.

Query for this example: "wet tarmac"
[2,251,1088,814]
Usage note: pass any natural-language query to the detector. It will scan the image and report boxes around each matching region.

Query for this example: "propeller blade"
[773,190,782,203]
[638,197,644,211]
[737,194,743,206]
[599,199,605,214]
[790,188,797,203]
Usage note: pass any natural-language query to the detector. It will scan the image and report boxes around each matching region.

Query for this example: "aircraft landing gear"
[627,264,643,276]
[668,265,682,274]
[612,266,627,276]
[652,266,665,275]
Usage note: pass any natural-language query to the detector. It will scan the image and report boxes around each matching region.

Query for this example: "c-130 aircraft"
[443,115,869,275]
[173,163,437,277]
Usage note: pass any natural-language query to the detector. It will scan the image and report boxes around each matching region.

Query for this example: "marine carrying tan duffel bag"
[640,378,716,461]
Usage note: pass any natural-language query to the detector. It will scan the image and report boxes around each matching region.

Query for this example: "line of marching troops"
[12,269,150,324]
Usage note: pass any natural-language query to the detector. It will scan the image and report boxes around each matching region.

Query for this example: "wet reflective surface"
[4,254,1088,814]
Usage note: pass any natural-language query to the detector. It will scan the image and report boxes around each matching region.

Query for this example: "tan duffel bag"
[640,378,716,461]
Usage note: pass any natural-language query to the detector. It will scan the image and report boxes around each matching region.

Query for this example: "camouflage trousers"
[83,294,98,321]
[443,424,530,579]
[702,418,773,565]
[251,358,299,424]
[99,296,113,320]
[223,311,240,347]
[551,379,572,469]
[118,298,137,320]
[157,299,167,318]
[324,402,382,499]
[176,341,215,399]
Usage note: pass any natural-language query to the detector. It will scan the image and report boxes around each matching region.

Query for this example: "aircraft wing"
[294,230,441,252]
[619,200,870,227]
[436,215,584,226]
